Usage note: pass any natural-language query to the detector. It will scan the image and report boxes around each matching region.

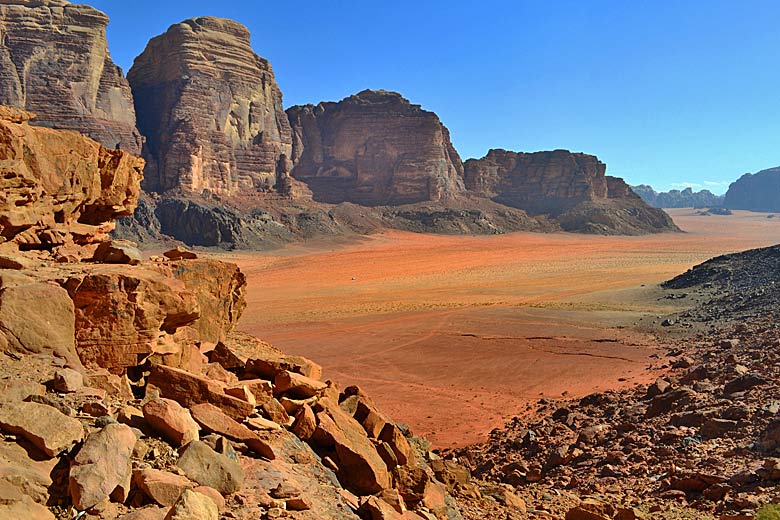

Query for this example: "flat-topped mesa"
[464,149,613,215]
[0,0,142,154]
[0,107,144,250]
[128,16,293,196]
[286,89,465,206]
[464,148,678,234]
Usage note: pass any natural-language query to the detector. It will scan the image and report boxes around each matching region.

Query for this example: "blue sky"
[90,0,780,194]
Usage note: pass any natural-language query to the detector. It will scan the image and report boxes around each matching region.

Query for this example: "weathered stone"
[274,370,327,399]
[0,441,57,503]
[61,266,199,371]
[163,488,218,520]
[142,398,200,447]
[0,400,83,457]
[129,17,292,195]
[52,368,83,393]
[0,1,142,154]
[0,281,79,368]
[0,493,56,520]
[724,166,780,212]
[288,90,464,206]
[176,440,244,495]
[148,365,254,421]
[164,247,198,260]
[291,404,317,441]
[190,403,275,459]
[310,398,390,494]
[133,467,194,506]
[92,240,143,265]
[119,506,168,520]
[69,423,136,510]
[0,108,143,248]
[358,495,404,520]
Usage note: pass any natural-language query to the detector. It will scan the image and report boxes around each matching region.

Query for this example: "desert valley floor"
[228,209,780,448]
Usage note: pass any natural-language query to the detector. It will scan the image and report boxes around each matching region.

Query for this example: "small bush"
[756,504,780,520]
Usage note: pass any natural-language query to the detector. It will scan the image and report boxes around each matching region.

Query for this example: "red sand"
[230,209,780,447]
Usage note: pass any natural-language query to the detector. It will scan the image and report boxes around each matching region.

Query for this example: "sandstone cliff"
[723,166,780,213]
[464,149,678,234]
[0,0,142,154]
[287,90,464,206]
[129,16,292,195]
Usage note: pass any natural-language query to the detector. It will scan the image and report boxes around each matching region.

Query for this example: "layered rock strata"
[0,0,142,153]
[464,149,678,234]
[287,89,464,206]
[128,16,292,195]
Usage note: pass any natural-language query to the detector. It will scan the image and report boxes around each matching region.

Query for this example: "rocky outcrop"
[0,118,464,519]
[723,166,780,212]
[463,149,678,234]
[287,89,464,206]
[631,185,724,208]
[0,0,142,154]
[0,107,144,251]
[128,16,292,195]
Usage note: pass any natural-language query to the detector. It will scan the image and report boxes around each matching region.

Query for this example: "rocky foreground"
[0,102,521,520]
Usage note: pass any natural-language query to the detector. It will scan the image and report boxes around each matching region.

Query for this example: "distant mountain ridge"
[631,185,724,208]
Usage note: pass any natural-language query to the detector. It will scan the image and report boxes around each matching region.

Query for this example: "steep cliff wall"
[128,16,292,195]
[723,166,780,212]
[287,90,464,206]
[0,0,142,154]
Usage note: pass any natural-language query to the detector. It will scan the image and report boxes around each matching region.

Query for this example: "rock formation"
[0,107,144,251]
[0,108,471,519]
[631,185,724,208]
[723,166,780,212]
[463,149,678,234]
[287,89,464,206]
[0,0,142,154]
[128,16,292,195]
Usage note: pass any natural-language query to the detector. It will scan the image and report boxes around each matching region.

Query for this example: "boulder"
[176,440,244,495]
[0,281,80,368]
[164,247,198,260]
[274,370,328,399]
[60,266,200,371]
[142,398,200,447]
[93,240,143,265]
[133,468,195,506]
[0,401,83,457]
[148,365,254,421]
[310,398,391,494]
[52,368,84,393]
[69,423,136,510]
[190,403,275,459]
[163,488,218,520]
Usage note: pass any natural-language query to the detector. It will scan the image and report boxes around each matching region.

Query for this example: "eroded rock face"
[0,107,144,250]
[287,90,464,206]
[464,149,611,215]
[723,166,780,213]
[463,149,678,234]
[128,16,292,195]
[0,0,142,153]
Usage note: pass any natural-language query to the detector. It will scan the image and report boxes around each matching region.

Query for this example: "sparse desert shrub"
[756,504,780,520]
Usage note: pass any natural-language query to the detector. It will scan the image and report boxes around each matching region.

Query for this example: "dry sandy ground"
[230,209,780,447]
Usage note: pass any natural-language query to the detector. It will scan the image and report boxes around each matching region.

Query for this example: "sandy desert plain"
[225,209,780,448]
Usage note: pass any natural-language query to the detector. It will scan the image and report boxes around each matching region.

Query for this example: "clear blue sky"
[90,0,780,194]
